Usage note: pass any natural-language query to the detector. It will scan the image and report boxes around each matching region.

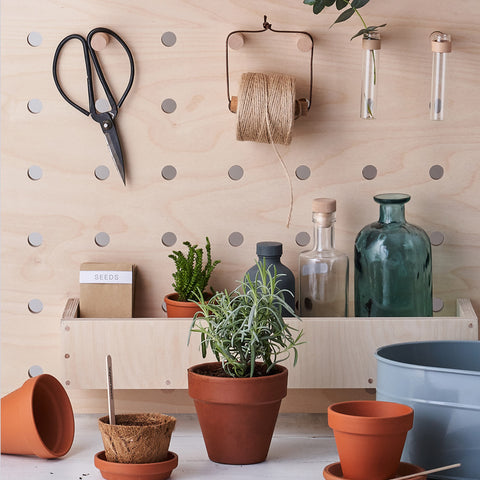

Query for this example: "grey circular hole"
[430,231,445,246]
[95,165,110,180]
[433,297,444,312]
[295,165,311,180]
[27,99,43,114]
[27,32,43,47]
[161,31,177,47]
[161,98,177,114]
[95,232,110,247]
[95,98,111,113]
[28,232,43,247]
[429,165,444,180]
[28,299,43,314]
[228,232,244,247]
[27,165,43,180]
[362,165,377,180]
[28,365,44,378]
[295,231,311,247]
[162,165,177,180]
[162,232,177,247]
[228,165,244,181]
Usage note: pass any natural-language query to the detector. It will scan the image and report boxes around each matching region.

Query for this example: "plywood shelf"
[61,298,478,390]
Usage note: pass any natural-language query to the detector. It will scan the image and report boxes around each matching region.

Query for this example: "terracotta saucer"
[94,450,178,480]
[323,461,426,480]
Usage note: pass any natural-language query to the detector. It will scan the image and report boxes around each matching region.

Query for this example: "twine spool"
[236,72,296,146]
[98,413,176,464]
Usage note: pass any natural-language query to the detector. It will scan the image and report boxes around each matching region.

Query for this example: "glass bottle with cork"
[298,198,349,317]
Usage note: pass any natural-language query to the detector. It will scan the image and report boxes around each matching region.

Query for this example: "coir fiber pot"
[188,361,288,465]
[1,373,75,458]
[328,400,414,480]
[98,413,176,464]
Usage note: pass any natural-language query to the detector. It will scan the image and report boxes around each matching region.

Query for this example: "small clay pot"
[1,374,75,458]
[328,400,414,480]
[98,413,176,464]
[323,461,426,480]
[164,293,203,318]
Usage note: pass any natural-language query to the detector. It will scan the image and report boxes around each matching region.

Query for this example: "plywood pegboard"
[2,0,480,413]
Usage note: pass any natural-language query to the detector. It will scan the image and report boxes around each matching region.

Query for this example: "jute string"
[236,72,296,226]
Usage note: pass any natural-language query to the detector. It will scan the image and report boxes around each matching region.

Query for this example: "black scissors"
[52,27,134,185]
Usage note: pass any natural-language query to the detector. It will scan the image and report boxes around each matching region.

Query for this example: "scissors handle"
[52,28,135,119]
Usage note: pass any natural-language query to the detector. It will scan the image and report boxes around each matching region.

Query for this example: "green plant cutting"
[303,0,385,41]
[168,237,220,302]
[189,260,304,378]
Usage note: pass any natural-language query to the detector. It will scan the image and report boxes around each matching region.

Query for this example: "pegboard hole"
[295,165,311,180]
[95,98,111,113]
[161,31,177,47]
[430,231,445,246]
[433,297,444,312]
[28,232,43,247]
[27,32,43,47]
[27,165,43,180]
[28,299,43,314]
[295,231,311,247]
[228,165,244,181]
[162,232,177,247]
[162,165,177,180]
[27,99,43,114]
[28,365,44,378]
[362,165,377,180]
[95,232,110,247]
[161,98,177,114]
[95,165,110,180]
[429,165,444,180]
[228,232,244,247]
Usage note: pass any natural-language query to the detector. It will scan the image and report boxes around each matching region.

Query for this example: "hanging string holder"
[226,16,314,124]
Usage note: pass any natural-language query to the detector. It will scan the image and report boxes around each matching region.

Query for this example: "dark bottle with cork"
[298,198,349,317]
[245,241,295,317]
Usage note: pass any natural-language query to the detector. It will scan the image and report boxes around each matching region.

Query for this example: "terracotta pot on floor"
[1,374,75,458]
[188,361,288,465]
[328,400,414,480]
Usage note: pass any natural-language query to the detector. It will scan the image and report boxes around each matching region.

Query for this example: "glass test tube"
[430,32,451,121]
[360,32,381,119]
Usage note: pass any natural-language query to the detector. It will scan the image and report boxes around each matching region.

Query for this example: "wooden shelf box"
[61,298,478,390]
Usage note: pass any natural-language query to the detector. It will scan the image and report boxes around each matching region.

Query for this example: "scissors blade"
[101,119,126,185]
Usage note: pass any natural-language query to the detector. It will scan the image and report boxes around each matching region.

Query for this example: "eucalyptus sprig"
[303,0,386,40]
[188,260,304,378]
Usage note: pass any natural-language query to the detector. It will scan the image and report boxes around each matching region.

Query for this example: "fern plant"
[168,237,220,302]
[189,260,304,378]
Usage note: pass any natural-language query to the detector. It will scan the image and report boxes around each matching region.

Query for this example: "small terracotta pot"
[164,293,204,318]
[1,374,75,458]
[323,461,426,480]
[98,413,176,464]
[328,400,414,480]
[188,361,288,465]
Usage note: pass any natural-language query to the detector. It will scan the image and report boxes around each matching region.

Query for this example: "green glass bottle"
[354,193,433,317]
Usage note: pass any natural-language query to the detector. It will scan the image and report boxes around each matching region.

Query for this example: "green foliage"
[168,237,220,302]
[189,260,304,378]
[303,0,386,39]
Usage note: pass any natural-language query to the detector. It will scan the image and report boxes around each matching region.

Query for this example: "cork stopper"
[312,198,336,214]
[362,32,381,51]
[431,32,452,53]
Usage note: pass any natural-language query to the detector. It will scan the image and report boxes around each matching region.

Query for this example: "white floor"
[0,413,339,480]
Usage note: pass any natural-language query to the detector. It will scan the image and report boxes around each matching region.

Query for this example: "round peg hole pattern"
[28,232,43,247]
[162,165,177,180]
[161,98,177,114]
[27,165,43,180]
[228,165,244,181]
[362,165,377,180]
[27,99,43,114]
[430,231,445,246]
[95,232,110,247]
[429,165,444,180]
[162,232,177,247]
[27,32,42,47]
[433,297,444,312]
[295,165,311,180]
[94,165,110,180]
[295,231,311,247]
[161,32,177,47]
[228,232,244,247]
[28,365,44,377]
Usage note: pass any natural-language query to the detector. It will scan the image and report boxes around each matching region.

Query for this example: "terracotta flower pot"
[1,373,75,458]
[188,361,288,465]
[328,400,414,480]
[164,293,203,318]
[98,413,176,464]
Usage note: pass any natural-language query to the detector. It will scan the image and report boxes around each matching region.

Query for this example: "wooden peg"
[297,34,313,52]
[91,32,110,51]
[228,33,245,50]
